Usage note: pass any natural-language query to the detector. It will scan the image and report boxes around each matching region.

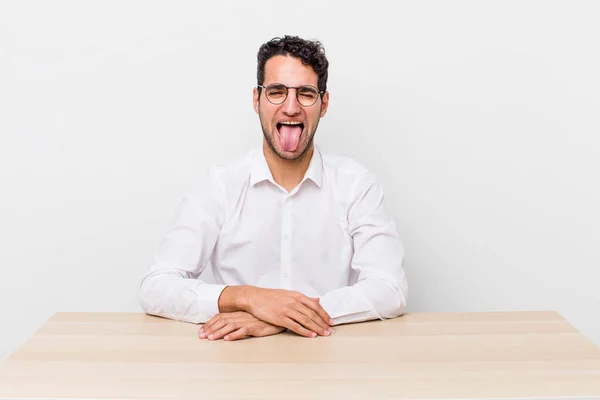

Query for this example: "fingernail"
[311,332,317,338]
[329,328,335,334]
[208,334,214,340]
[199,332,207,339]
[324,330,331,336]
[329,319,334,325]
[224,335,230,341]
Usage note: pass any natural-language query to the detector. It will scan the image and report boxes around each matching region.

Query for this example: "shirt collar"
[250,146,323,188]
[303,146,323,188]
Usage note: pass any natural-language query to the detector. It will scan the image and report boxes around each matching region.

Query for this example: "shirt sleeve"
[318,172,408,325]
[139,169,228,324]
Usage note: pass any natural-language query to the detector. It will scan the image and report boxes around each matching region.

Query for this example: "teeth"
[280,121,302,125]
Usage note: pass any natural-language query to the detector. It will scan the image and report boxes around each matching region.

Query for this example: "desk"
[1,311,599,399]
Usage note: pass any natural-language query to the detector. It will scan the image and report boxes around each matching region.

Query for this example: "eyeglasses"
[257,83,324,107]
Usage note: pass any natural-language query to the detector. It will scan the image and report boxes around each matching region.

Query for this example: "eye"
[298,87,318,99]
[266,85,287,99]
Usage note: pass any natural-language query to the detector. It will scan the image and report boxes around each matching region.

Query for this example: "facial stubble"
[258,105,321,161]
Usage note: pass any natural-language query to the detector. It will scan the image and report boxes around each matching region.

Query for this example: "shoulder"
[320,150,368,174]
[320,149,378,194]
[187,149,255,201]
[208,149,256,182]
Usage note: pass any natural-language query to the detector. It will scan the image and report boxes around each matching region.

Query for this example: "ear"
[253,87,260,114]
[319,91,330,118]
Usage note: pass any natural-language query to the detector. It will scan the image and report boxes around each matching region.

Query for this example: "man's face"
[253,55,329,161]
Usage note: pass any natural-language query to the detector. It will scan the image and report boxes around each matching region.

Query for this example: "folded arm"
[319,172,408,325]
[140,171,227,323]
[140,171,333,336]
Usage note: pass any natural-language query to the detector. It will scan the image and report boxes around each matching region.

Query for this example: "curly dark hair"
[257,35,329,96]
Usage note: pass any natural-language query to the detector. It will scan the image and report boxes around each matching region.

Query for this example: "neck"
[263,140,314,192]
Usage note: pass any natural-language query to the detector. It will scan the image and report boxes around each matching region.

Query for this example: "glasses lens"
[297,86,319,106]
[265,84,287,104]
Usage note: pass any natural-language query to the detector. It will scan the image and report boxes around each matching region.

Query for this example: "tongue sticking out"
[278,124,302,152]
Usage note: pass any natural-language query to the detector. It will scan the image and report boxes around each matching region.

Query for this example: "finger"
[297,306,331,336]
[301,296,333,325]
[198,319,215,339]
[290,309,330,337]
[224,327,248,341]
[300,303,330,332]
[283,318,317,338]
[208,323,238,341]
[200,314,222,335]
[201,320,228,339]
[311,297,334,328]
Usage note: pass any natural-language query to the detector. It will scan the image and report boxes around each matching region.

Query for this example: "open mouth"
[276,121,305,152]
[276,121,305,133]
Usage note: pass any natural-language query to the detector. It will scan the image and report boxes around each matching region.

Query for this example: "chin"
[275,148,303,160]
[262,125,314,161]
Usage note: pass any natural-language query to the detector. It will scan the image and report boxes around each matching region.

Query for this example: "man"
[140,35,407,341]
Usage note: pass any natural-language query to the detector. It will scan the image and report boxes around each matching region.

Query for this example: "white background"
[1,0,599,361]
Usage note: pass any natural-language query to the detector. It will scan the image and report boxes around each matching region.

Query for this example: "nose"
[281,88,302,116]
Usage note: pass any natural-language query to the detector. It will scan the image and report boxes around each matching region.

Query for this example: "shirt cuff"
[319,286,381,325]
[193,284,228,323]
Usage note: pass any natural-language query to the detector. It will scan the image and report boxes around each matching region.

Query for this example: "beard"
[259,109,321,161]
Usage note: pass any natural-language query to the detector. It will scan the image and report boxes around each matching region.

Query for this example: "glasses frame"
[257,83,325,107]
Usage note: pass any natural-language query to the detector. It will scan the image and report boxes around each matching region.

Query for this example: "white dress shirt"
[140,145,408,325]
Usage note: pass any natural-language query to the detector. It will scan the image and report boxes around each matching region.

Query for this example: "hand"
[198,311,285,341]
[243,287,334,338]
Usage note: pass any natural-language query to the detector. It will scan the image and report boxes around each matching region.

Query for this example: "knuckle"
[285,296,297,305]
[281,303,296,315]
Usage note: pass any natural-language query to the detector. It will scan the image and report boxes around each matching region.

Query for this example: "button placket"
[280,196,292,288]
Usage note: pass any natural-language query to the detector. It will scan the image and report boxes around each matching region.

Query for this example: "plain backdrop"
[1,0,599,361]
